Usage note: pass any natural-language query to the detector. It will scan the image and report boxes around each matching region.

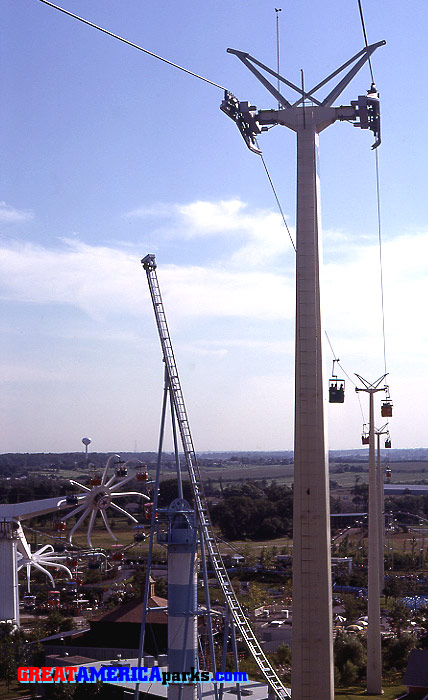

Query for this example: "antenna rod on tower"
[275,8,282,109]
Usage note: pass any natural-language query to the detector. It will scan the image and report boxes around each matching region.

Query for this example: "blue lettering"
[149,667,162,683]
[76,668,91,683]
[105,668,117,681]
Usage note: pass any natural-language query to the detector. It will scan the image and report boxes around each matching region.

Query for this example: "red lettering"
[52,667,67,682]
[64,667,78,682]
[28,667,41,682]
[40,667,53,682]
[17,667,28,682]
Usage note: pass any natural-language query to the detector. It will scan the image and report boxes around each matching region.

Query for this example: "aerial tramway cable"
[36,0,227,91]
[356,0,389,378]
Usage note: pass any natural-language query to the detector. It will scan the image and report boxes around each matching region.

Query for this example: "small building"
[397,649,428,699]
[258,619,292,653]
[42,579,167,661]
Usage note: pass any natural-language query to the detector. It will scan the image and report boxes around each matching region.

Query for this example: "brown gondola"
[136,466,149,482]
[381,400,393,418]
[53,519,66,532]
[144,502,156,522]
[361,424,370,445]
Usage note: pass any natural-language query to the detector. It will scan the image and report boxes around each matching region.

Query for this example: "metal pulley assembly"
[350,84,381,149]
[220,91,264,154]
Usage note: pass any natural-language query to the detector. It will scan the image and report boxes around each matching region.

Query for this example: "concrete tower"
[167,498,198,700]
[223,39,385,700]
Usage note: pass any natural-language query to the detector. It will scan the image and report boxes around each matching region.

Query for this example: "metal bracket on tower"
[220,91,264,155]
[349,86,381,149]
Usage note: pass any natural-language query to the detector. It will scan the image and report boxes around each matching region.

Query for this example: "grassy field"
[334,685,405,699]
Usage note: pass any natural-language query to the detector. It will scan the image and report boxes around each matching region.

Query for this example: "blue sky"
[1,0,427,453]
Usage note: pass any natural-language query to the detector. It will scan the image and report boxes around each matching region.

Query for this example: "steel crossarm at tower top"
[222,39,385,700]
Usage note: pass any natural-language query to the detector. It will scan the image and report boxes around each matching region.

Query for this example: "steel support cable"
[356,0,375,84]
[256,140,296,253]
[36,0,226,91]
[356,0,389,378]
[375,149,388,377]
[325,331,366,424]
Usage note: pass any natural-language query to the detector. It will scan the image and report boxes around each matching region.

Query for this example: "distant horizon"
[1,446,427,457]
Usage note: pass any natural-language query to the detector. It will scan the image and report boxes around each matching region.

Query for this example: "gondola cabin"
[136,467,149,482]
[385,467,392,480]
[385,438,392,449]
[66,495,79,506]
[88,559,101,570]
[53,519,66,533]
[112,551,124,562]
[381,400,393,418]
[66,557,79,568]
[134,525,146,542]
[329,379,345,403]
[144,503,155,522]
[116,465,128,478]
[65,582,78,597]
[47,590,60,607]
[361,434,370,445]
[23,595,36,611]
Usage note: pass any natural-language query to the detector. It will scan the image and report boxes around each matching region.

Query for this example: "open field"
[334,684,405,699]
[29,456,428,494]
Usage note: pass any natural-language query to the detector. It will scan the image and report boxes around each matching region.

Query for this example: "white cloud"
[0,238,294,322]
[0,205,426,367]
[178,200,295,266]
[125,198,295,267]
[0,202,34,224]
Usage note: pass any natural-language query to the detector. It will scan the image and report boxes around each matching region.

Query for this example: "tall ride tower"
[222,40,384,700]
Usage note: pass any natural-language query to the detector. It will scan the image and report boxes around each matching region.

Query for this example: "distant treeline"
[210,482,293,540]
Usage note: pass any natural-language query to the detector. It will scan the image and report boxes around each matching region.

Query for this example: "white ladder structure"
[142,254,290,700]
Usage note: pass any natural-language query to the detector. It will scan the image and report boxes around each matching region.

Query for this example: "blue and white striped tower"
[167,498,197,700]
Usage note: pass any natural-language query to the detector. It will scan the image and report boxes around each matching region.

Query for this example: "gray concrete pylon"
[225,39,385,700]
[355,375,387,695]
[367,391,382,694]
[376,427,389,591]
[292,124,334,700]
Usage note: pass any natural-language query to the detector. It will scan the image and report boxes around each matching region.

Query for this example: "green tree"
[276,642,291,666]
[382,633,415,671]
[0,624,32,690]
[387,599,410,638]
[44,610,75,636]
[342,594,366,623]
[341,659,359,686]
[383,575,406,603]
[334,632,366,683]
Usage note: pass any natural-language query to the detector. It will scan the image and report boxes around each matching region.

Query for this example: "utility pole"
[355,374,388,695]
[222,41,384,700]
